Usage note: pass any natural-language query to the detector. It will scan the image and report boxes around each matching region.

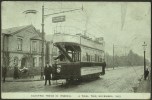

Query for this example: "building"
[1,25,43,74]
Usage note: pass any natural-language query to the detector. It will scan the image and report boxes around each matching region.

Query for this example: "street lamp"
[142,42,147,80]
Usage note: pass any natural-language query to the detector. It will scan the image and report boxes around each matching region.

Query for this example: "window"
[95,54,97,62]
[86,53,89,61]
[98,56,100,62]
[100,58,102,62]
[66,48,80,62]
[91,55,95,62]
[39,57,42,66]
[32,41,37,52]
[90,55,92,62]
[14,57,18,65]
[86,53,90,62]
[17,38,22,51]
[75,52,80,61]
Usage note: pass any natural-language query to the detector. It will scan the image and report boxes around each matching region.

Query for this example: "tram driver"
[54,51,65,61]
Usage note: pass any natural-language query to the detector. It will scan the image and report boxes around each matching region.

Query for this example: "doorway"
[21,57,26,68]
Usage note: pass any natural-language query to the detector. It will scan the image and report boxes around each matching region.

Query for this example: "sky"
[1,1,151,60]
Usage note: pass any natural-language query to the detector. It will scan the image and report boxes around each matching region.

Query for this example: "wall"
[8,27,38,53]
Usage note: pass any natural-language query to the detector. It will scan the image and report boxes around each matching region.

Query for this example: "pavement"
[135,75,151,93]
[2,67,123,82]
[2,75,43,82]
[2,66,151,93]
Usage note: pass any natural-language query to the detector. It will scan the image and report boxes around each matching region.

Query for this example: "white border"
[1,93,151,99]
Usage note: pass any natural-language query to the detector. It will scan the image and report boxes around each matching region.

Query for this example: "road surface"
[2,66,144,93]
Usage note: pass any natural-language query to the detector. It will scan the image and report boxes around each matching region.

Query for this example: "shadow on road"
[57,77,104,89]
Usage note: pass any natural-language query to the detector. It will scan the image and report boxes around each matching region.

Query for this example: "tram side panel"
[52,62,105,80]
[80,62,105,78]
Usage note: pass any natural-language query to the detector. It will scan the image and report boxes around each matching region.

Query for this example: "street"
[2,66,144,93]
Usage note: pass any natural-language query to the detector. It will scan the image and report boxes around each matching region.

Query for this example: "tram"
[50,33,106,81]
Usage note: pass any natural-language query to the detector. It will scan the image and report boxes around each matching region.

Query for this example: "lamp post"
[40,5,45,79]
[142,42,147,80]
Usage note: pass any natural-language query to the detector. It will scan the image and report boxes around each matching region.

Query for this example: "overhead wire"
[78,6,106,38]
[121,2,127,30]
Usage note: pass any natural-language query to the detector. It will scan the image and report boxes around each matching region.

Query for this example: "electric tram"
[49,33,106,81]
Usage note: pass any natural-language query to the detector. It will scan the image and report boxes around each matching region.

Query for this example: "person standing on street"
[145,68,149,80]
[14,65,19,79]
[44,63,52,85]
[102,59,106,75]
[2,66,7,82]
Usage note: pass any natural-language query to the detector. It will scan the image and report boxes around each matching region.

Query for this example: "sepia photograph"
[1,1,151,99]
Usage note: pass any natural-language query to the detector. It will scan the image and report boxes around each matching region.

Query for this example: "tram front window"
[65,45,81,62]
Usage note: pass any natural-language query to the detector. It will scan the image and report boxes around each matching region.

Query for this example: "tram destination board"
[52,15,65,23]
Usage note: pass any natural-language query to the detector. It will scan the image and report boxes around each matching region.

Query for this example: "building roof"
[30,35,42,40]
[2,25,42,40]
[2,25,34,35]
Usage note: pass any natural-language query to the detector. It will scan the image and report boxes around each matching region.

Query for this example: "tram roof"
[52,33,105,51]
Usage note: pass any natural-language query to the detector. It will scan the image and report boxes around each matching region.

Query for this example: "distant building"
[1,25,43,69]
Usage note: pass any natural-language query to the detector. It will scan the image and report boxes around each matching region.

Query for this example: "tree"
[105,50,149,67]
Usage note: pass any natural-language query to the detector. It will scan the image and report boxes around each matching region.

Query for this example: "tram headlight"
[57,65,61,73]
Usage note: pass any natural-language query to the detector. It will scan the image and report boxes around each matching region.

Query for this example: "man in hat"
[102,59,106,75]
[44,62,52,85]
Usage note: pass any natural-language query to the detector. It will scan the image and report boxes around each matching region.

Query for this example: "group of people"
[14,66,29,79]
[2,65,30,82]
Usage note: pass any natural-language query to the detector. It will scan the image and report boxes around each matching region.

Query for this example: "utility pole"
[40,5,83,79]
[113,44,114,69]
[41,5,45,79]
[142,42,147,80]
